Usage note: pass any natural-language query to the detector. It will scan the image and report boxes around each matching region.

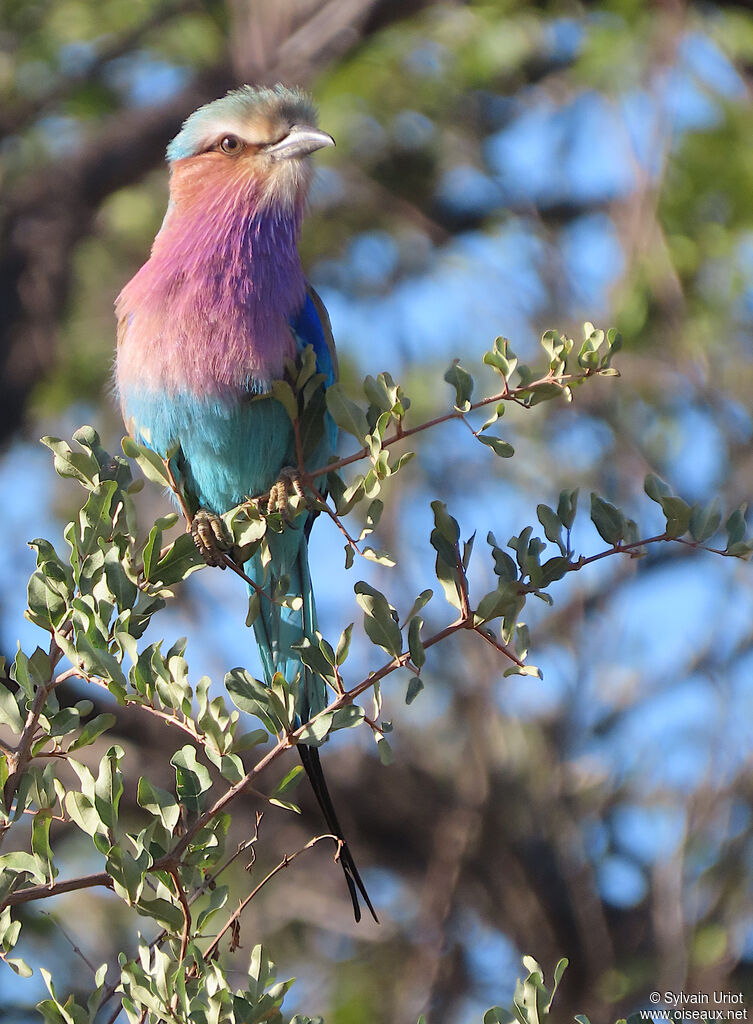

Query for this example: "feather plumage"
[115,85,376,923]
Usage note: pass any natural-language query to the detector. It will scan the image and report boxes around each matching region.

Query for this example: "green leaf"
[270,380,298,421]
[195,884,230,934]
[361,498,384,538]
[431,501,460,545]
[65,791,103,839]
[537,504,565,554]
[74,480,119,583]
[408,616,426,669]
[556,488,579,530]
[231,728,268,753]
[483,1010,514,1024]
[31,809,55,876]
[443,360,474,410]
[326,383,370,444]
[405,589,433,624]
[57,632,127,698]
[354,582,402,657]
[590,493,625,545]
[544,956,569,1012]
[271,765,304,799]
[297,712,334,747]
[690,500,722,543]
[171,745,212,813]
[660,495,692,539]
[41,436,100,489]
[330,705,365,731]
[122,437,172,487]
[94,746,124,831]
[67,713,116,752]
[149,533,205,587]
[377,737,393,765]
[488,533,518,582]
[135,896,185,933]
[406,677,424,705]
[477,435,514,458]
[225,503,267,548]
[106,845,145,904]
[142,514,178,582]
[26,571,68,631]
[644,473,672,504]
[362,546,396,566]
[483,337,517,379]
[137,777,180,831]
[0,685,23,734]
[225,668,278,733]
[725,505,748,549]
[539,556,569,587]
[5,957,33,977]
[0,851,47,885]
[245,591,261,627]
[363,374,393,412]
[335,624,354,665]
[293,638,337,687]
[476,588,509,622]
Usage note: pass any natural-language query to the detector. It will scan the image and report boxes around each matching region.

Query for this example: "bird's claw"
[263,467,307,519]
[191,509,232,567]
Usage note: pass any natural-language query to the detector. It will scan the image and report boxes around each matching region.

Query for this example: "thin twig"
[307,369,597,480]
[201,834,338,964]
[40,912,98,973]
[162,456,193,526]
[218,552,274,604]
[167,867,191,964]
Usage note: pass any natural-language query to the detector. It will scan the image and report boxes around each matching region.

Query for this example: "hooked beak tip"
[266,125,336,161]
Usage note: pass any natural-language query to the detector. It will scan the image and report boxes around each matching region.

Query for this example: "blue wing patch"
[289,288,337,387]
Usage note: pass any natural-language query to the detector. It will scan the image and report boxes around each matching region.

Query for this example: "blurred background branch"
[3,0,753,1021]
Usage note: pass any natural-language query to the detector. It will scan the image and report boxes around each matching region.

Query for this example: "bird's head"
[165,84,334,213]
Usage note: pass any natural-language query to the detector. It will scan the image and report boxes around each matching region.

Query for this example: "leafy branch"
[0,326,749,1021]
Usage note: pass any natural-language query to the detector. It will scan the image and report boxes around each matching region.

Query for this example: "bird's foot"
[263,466,307,519]
[190,509,232,568]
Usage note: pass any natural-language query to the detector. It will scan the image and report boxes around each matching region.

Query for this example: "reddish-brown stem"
[167,867,191,964]
[162,456,193,526]
[219,552,273,604]
[573,533,667,567]
[5,871,114,906]
[307,370,590,480]
[474,626,525,667]
[202,834,338,964]
[1,633,72,830]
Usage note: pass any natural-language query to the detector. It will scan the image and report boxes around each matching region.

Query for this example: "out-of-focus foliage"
[3,0,753,1022]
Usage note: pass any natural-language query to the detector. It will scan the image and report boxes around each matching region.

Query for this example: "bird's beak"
[266,125,335,161]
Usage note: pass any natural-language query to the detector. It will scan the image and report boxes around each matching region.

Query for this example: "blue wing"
[290,285,338,388]
[289,285,338,455]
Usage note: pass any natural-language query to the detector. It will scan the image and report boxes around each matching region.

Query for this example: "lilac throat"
[117,178,307,397]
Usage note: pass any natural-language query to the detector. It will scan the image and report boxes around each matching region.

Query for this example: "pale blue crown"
[166,84,318,162]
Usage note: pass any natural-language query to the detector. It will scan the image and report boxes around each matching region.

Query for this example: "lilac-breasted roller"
[115,84,376,922]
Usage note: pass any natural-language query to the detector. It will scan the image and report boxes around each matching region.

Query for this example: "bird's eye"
[219,135,243,154]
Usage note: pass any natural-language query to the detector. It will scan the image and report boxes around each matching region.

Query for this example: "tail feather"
[247,525,377,923]
[298,744,378,923]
